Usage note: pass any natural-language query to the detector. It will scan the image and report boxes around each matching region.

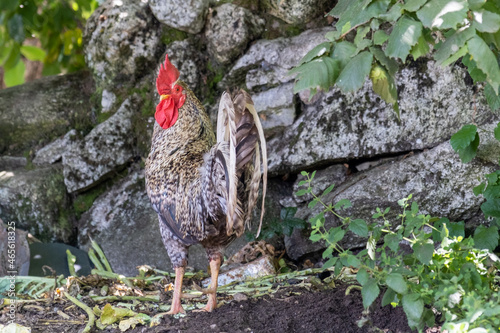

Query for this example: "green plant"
[0,0,98,87]
[247,207,307,241]
[297,170,500,332]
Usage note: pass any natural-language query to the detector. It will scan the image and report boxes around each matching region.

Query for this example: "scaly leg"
[166,267,186,315]
[194,257,221,312]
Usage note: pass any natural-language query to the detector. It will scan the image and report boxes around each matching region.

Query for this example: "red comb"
[156,54,180,95]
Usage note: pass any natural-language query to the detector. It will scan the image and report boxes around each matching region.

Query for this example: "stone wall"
[0,0,498,275]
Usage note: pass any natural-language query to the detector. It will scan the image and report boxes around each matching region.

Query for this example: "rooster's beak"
[160,94,170,101]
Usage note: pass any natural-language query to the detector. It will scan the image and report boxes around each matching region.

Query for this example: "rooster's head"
[155,55,186,129]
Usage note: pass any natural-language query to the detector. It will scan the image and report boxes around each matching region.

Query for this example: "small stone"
[101,90,116,113]
[33,130,78,166]
[149,0,208,34]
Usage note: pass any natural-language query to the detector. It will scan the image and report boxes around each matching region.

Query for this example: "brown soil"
[6,283,424,333]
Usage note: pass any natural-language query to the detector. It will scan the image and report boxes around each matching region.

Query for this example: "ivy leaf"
[413,240,434,265]
[417,0,468,29]
[7,14,25,44]
[298,42,333,65]
[472,10,500,33]
[434,27,475,66]
[289,57,340,96]
[386,273,408,294]
[450,124,477,150]
[402,293,424,321]
[336,51,373,92]
[467,35,500,94]
[473,225,499,250]
[349,219,369,237]
[3,59,25,87]
[385,15,423,61]
[361,278,380,308]
[20,45,46,62]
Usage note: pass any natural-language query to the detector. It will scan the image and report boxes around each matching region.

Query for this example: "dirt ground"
[4,282,437,333]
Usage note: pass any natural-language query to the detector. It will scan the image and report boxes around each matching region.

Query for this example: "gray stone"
[149,0,208,34]
[252,83,295,135]
[101,90,117,113]
[163,40,201,93]
[287,140,498,257]
[205,3,265,65]
[0,71,94,155]
[262,0,331,24]
[222,27,332,90]
[33,130,78,166]
[267,61,493,175]
[62,98,136,193]
[84,0,162,88]
[0,166,73,242]
[0,157,27,170]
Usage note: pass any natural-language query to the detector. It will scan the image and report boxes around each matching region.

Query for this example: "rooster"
[145,55,267,314]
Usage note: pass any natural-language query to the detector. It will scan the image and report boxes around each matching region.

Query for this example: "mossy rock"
[0,71,95,155]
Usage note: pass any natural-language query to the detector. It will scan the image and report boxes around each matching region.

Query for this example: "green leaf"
[473,226,499,251]
[468,0,486,10]
[370,64,398,111]
[347,254,361,268]
[3,59,25,87]
[410,34,430,60]
[370,46,399,76]
[309,233,322,242]
[481,198,500,218]
[473,182,486,196]
[456,132,480,163]
[417,0,468,29]
[323,256,338,269]
[331,0,389,32]
[384,233,400,252]
[373,30,389,45]
[402,293,424,321]
[336,51,373,92]
[361,278,380,308]
[386,273,408,294]
[495,122,500,141]
[485,84,500,111]
[413,241,434,265]
[322,184,335,197]
[20,45,46,62]
[331,41,357,68]
[472,10,500,33]
[467,35,500,94]
[7,14,25,44]
[289,57,340,96]
[440,44,468,67]
[385,15,423,61]
[298,42,333,65]
[328,227,346,244]
[308,199,319,209]
[334,198,352,210]
[448,221,465,238]
[354,25,371,47]
[378,2,402,21]
[349,219,369,237]
[450,124,478,150]
[295,189,307,196]
[434,27,475,66]
[357,267,369,285]
[402,0,427,12]
[381,288,397,307]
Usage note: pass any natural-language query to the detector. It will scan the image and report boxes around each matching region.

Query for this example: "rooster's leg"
[193,257,221,312]
[167,267,186,314]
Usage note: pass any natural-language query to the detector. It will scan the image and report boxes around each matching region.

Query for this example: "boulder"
[162,40,202,94]
[0,71,94,155]
[62,98,136,193]
[149,0,208,34]
[261,0,332,24]
[285,139,499,259]
[0,166,73,243]
[84,0,162,88]
[33,130,78,166]
[267,61,493,175]
[205,3,265,65]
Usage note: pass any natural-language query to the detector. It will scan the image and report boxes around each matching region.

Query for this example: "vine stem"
[63,291,95,333]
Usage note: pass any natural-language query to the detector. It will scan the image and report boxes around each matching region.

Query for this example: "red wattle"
[155,98,179,129]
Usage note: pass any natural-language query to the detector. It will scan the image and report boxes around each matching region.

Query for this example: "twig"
[63,291,95,333]
[90,295,160,302]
